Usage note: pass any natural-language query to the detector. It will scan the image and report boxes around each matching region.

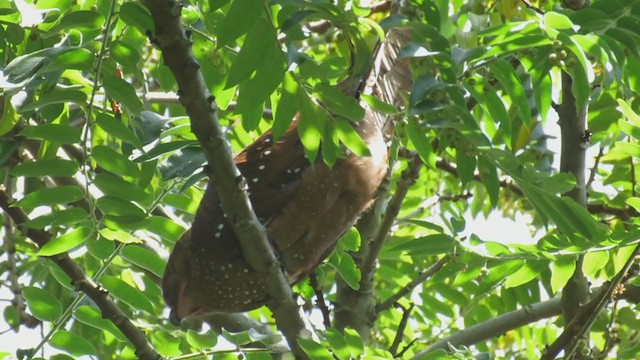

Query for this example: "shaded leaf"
[22,286,62,321]
[11,159,78,177]
[50,330,96,356]
[101,275,154,313]
[17,185,84,210]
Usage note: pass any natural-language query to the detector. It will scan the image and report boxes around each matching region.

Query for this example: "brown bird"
[162,29,412,323]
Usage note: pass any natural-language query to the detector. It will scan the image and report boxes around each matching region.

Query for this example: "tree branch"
[360,154,423,287]
[143,1,307,356]
[375,255,451,314]
[542,245,640,360]
[0,187,159,360]
[413,282,640,358]
[557,69,591,356]
[389,303,415,356]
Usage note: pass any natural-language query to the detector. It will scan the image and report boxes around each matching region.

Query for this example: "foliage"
[0,0,639,359]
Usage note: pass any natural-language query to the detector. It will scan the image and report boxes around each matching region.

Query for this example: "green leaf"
[236,45,285,114]
[321,119,339,167]
[101,275,154,313]
[273,72,301,140]
[298,97,323,163]
[226,16,275,88]
[2,47,93,86]
[504,260,548,288]
[360,94,399,114]
[583,251,609,277]
[314,82,365,121]
[102,75,143,114]
[617,98,640,126]
[49,10,104,32]
[50,330,96,356]
[39,48,94,74]
[111,40,141,71]
[92,145,140,178]
[48,263,74,290]
[99,228,141,244]
[92,173,148,202]
[85,236,115,260]
[119,2,154,33]
[140,216,186,242]
[298,338,334,360]
[544,12,574,30]
[335,118,370,156]
[343,328,364,358]
[339,227,361,252]
[73,306,127,342]
[478,155,499,207]
[24,208,88,229]
[38,227,94,256]
[626,197,640,212]
[186,330,218,349]
[11,159,78,177]
[540,173,576,194]
[18,89,87,113]
[405,121,433,166]
[389,234,455,256]
[478,260,524,293]
[410,75,454,111]
[121,245,166,278]
[95,111,142,147]
[456,150,476,186]
[329,252,361,290]
[489,58,531,127]
[133,140,198,162]
[216,0,263,47]
[95,196,145,219]
[16,185,84,210]
[477,35,552,62]
[550,259,575,293]
[158,147,206,180]
[22,286,62,321]
[325,328,350,360]
[21,124,81,144]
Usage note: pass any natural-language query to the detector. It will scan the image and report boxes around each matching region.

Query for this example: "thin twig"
[586,147,604,191]
[375,255,451,314]
[389,303,415,356]
[521,0,545,14]
[309,272,331,329]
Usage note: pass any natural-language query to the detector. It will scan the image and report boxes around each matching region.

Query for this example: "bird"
[162,28,412,323]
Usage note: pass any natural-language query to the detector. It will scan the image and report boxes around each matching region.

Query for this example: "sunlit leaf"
[38,227,94,256]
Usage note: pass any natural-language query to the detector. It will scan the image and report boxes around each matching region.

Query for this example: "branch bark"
[557,70,591,357]
[143,0,307,356]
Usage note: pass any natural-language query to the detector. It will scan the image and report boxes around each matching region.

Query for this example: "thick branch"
[360,154,423,286]
[143,1,307,355]
[415,298,562,357]
[413,282,640,358]
[557,70,591,353]
[0,188,159,360]
[542,245,640,360]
